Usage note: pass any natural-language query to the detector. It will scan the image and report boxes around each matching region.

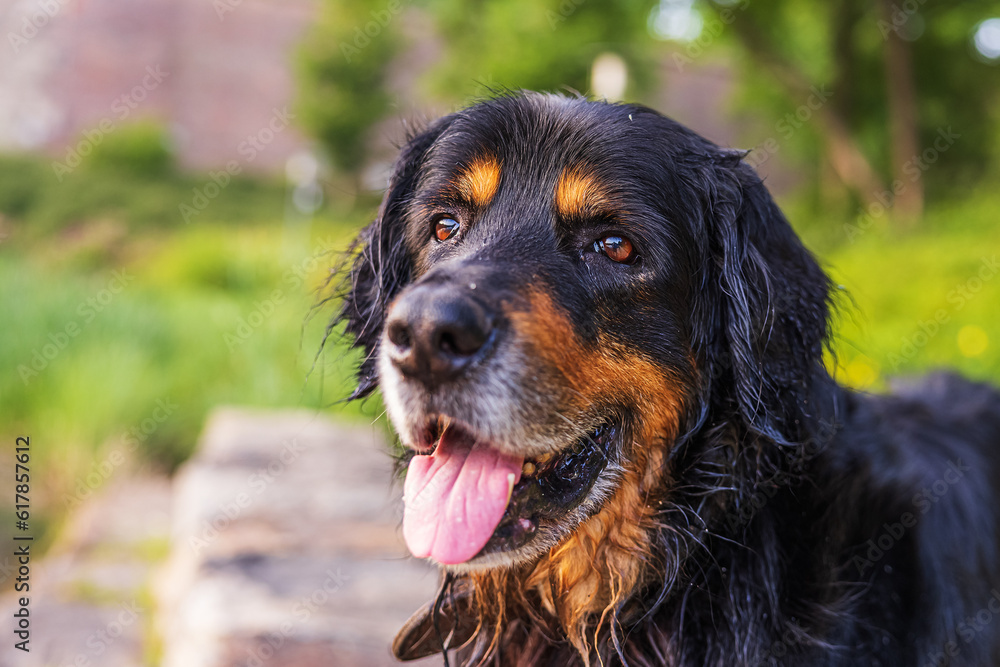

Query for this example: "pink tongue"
[402,431,523,565]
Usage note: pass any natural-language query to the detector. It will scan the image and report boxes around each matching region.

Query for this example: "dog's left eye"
[594,235,637,264]
[434,217,461,242]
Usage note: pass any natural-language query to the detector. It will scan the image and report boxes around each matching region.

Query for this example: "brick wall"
[0,0,317,174]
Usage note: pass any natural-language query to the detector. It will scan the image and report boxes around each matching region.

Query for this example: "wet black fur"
[335,93,1000,666]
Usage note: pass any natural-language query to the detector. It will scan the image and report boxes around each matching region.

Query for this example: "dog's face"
[378,97,700,570]
[341,93,830,575]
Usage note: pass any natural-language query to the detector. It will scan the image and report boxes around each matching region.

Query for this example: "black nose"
[384,284,495,388]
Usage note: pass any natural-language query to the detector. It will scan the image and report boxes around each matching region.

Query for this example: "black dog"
[336,92,1000,666]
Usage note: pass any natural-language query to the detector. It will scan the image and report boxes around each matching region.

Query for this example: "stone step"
[155,408,442,667]
[0,473,172,667]
[0,408,445,666]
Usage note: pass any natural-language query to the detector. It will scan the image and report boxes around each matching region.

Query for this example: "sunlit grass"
[807,189,1000,392]
[0,217,380,517]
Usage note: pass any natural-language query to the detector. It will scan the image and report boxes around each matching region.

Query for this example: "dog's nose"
[384,285,495,387]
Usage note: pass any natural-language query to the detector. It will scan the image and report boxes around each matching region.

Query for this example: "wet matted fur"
[334,92,1000,666]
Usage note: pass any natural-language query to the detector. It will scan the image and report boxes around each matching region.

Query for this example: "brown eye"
[595,235,636,264]
[435,217,460,242]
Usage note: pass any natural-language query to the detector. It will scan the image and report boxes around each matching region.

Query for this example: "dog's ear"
[339,116,455,399]
[693,154,832,444]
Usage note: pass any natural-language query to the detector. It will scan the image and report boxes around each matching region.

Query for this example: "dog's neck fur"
[436,382,854,666]
[486,444,667,656]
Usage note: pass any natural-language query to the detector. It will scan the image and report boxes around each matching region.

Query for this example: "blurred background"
[1,0,998,664]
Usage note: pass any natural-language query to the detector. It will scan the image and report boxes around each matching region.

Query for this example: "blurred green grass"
[0,220,379,503]
[0,142,384,528]
[803,188,1000,391]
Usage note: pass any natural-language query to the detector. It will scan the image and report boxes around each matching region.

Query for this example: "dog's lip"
[410,413,452,456]
[492,420,616,524]
[406,412,583,466]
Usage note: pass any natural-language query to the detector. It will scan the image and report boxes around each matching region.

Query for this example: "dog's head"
[338,92,833,658]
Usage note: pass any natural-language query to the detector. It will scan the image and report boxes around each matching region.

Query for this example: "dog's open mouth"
[401,417,617,565]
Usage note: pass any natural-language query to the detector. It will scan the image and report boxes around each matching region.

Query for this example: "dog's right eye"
[594,235,637,264]
[434,217,460,242]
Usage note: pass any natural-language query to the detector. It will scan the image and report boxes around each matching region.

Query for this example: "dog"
[335,92,1000,666]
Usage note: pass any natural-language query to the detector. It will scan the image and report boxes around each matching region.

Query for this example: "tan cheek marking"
[507,288,687,651]
[543,463,662,653]
[555,167,612,219]
[454,156,502,208]
[511,288,685,447]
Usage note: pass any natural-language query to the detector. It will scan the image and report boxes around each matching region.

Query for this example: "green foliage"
[705,0,1000,202]
[297,0,664,171]
[0,219,379,494]
[84,121,175,177]
[797,188,1000,390]
[296,0,1000,215]
[0,152,286,237]
[0,153,48,219]
[908,5,1000,191]
[0,150,375,511]
[297,0,399,171]
[421,0,659,104]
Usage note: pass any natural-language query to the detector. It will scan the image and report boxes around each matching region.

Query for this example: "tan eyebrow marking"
[555,167,613,219]
[453,155,502,207]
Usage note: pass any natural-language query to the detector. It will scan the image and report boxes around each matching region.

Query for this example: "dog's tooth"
[507,473,516,502]
[522,461,536,477]
[536,453,554,465]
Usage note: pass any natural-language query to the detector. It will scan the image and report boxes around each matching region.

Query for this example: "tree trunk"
[726,12,886,207]
[880,0,923,224]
